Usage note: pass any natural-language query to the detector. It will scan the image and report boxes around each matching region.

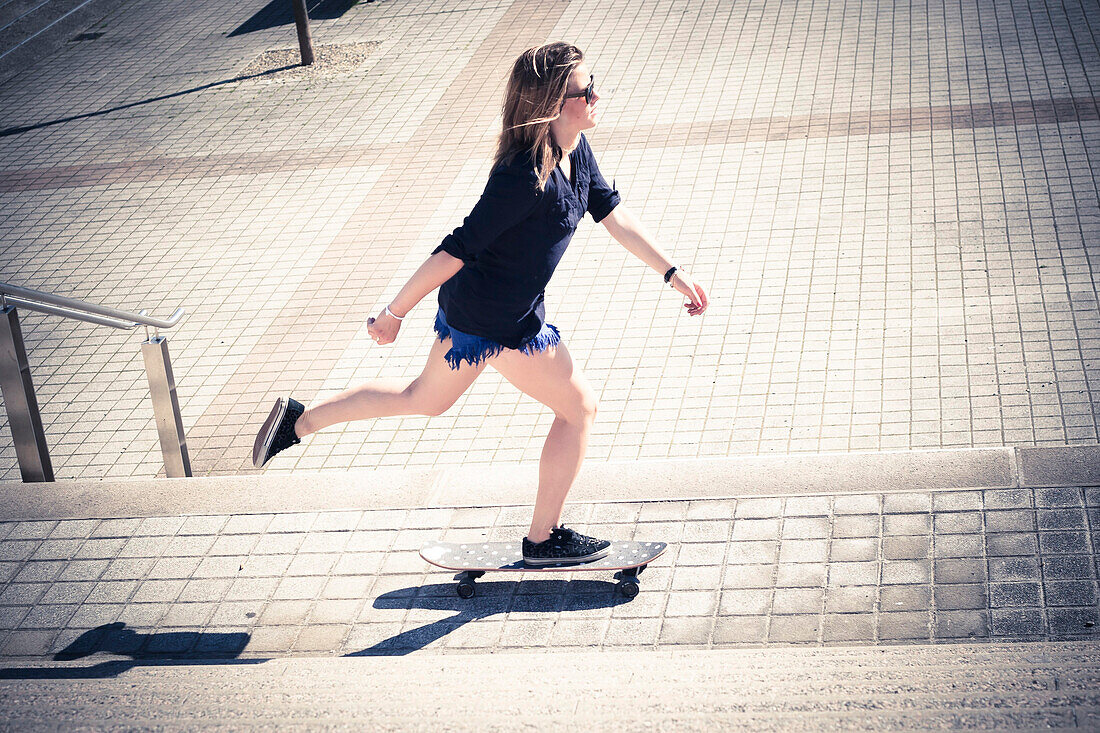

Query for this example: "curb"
[0,445,1097,521]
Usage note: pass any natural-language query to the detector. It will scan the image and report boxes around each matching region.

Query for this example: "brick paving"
[0,487,1095,660]
[1,0,1099,480]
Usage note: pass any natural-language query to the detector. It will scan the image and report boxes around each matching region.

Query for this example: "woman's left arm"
[601,205,709,316]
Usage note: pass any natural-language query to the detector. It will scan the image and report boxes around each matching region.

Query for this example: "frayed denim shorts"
[434,308,561,370]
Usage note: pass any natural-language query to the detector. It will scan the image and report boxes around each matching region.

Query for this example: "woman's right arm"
[367,250,463,345]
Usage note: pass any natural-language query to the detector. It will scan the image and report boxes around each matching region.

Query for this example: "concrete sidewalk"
[2,0,1100,726]
[0,457,1097,661]
[3,645,1100,730]
[1,0,1099,482]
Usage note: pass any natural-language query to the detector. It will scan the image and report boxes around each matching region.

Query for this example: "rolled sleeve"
[433,163,543,263]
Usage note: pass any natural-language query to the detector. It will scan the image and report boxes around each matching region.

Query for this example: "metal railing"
[0,281,191,482]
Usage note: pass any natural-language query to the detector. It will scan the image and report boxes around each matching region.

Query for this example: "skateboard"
[419,540,667,599]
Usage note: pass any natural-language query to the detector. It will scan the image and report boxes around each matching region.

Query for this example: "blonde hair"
[493,42,585,191]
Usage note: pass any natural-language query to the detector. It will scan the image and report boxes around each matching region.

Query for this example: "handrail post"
[141,335,191,478]
[0,305,54,482]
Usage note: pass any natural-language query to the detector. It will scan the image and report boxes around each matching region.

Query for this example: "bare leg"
[295,336,485,437]
[488,341,597,543]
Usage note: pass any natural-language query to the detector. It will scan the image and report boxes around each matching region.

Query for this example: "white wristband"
[384,305,405,321]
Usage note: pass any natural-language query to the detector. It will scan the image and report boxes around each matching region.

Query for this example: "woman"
[254,42,708,565]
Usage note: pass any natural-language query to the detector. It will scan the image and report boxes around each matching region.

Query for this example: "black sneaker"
[522,525,612,566]
[253,397,305,468]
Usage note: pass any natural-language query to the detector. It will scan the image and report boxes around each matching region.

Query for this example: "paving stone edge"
[0,445,1097,521]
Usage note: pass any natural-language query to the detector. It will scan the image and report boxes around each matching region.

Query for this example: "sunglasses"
[563,75,596,105]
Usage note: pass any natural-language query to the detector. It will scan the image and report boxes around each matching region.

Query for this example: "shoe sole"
[253,397,288,468]
[522,545,611,567]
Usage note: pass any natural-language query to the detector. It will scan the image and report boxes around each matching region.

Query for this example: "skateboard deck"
[420,540,667,598]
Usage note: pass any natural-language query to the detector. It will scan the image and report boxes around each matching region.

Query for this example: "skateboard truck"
[455,570,485,599]
[614,565,647,598]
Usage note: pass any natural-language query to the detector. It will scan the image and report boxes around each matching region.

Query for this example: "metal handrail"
[0,280,191,481]
[0,281,184,330]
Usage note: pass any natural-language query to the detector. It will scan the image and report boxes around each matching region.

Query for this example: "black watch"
[664,266,678,284]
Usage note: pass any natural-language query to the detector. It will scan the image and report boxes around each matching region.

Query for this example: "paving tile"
[722,565,776,589]
[1043,580,1098,607]
[712,616,768,644]
[732,519,781,541]
[986,533,1039,556]
[6,523,57,541]
[833,495,881,515]
[985,490,1034,510]
[778,539,828,564]
[1038,531,1090,554]
[934,610,989,639]
[734,498,783,519]
[934,512,982,534]
[934,534,984,558]
[551,618,609,646]
[159,603,217,628]
[990,608,1047,636]
[880,584,931,612]
[828,561,879,586]
[822,613,875,642]
[17,604,77,629]
[933,492,983,512]
[1047,605,1100,636]
[767,615,820,643]
[177,578,233,604]
[782,497,831,517]
[719,589,771,616]
[771,588,823,615]
[136,517,186,537]
[68,604,123,628]
[1038,508,1087,530]
[602,617,661,646]
[657,616,713,645]
[825,586,877,614]
[883,493,932,514]
[0,629,61,656]
[832,515,879,539]
[988,557,1041,583]
[13,561,66,584]
[878,611,930,640]
[782,517,830,540]
[726,540,779,565]
[989,582,1042,608]
[883,536,930,560]
[883,514,932,536]
[222,515,275,535]
[1042,552,1095,580]
[881,560,930,585]
[47,520,100,540]
[934,558,986,584]
[1036,487,1084,508]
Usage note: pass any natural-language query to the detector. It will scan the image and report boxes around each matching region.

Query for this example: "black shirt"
[432,133,620,349]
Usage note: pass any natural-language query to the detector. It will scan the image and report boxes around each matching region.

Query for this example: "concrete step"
[1,644,1099,729]
[5,445,1100,521]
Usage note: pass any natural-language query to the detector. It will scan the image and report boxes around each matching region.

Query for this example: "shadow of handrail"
[0,622,256,679]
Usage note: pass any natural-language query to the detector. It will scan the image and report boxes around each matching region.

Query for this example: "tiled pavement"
[0,486,1097,660]
[2,0,1100,481]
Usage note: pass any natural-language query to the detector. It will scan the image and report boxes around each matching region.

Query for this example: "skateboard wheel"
[617,580,639,599]
[457,581,476,599]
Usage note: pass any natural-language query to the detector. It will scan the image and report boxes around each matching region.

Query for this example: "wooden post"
[291,0,315,66]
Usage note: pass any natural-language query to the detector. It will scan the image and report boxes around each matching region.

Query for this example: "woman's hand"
[367,309,402,345]
[670,271,709,316]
